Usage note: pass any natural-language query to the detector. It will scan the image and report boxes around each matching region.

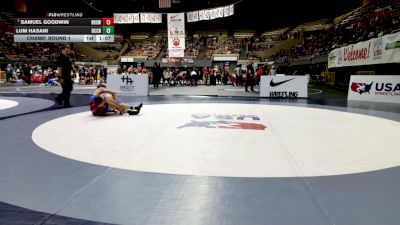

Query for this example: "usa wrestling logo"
[178,114,266,130]
[351,82,373,95]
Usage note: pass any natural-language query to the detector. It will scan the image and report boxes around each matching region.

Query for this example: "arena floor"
[1,83,400,225]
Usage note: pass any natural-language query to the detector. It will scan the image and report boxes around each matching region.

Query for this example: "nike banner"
[260,76,308,98]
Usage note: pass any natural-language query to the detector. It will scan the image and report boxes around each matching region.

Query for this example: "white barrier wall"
[260,76,308,98]
[107,74,149,96]
[348,75,400,104]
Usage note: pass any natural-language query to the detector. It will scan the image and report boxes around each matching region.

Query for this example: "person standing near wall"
[55,45,73,108]
[269,66,277,75]
[245,63,255,92]
[152,63,162,88]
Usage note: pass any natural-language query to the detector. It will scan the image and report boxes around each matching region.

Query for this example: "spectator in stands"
[190,67,198,86]
[269,66,277,75]
[23,64,31,85]
[55,45,74,108]
[152,63,162,88]
[141,66,148,75]
[215,66,222,85]
[234,65,243,86]
[117,66,123,74]
[5,64,13,83]
[92,66,98,84]
[245,63,255,92]
[100,66,108,83]
[203,66,210,86]
[210,67,217,86]
[256,66,264,85]
[122,65,128,73]
[222,67,230,85]
[163,68,173,85]
[127,65,134,74]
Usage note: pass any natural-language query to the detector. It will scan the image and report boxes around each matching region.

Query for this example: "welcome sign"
[328,32,400,68]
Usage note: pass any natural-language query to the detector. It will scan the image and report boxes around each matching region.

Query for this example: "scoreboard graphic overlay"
[14,17,114,43]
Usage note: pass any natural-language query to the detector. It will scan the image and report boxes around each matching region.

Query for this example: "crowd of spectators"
[2,62,111,85]
[183,37,203,59]
[124,39,164,59]
[204,38,241,59]
[92,43,122,52]
[0,33,90,62]
[269,0,400,63]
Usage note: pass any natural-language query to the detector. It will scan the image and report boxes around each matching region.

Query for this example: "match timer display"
[14,17,115,43]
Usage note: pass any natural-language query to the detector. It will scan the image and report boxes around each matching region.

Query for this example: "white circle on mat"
[0,99,19,110]
[32,103,400,177]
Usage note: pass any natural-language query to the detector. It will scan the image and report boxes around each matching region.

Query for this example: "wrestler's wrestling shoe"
[135,103,143,111]
[128,103,143,115]
[130,103,143,111]
[127,109,139,115]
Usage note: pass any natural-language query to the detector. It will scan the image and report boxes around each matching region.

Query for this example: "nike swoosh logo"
[270,78,296,87]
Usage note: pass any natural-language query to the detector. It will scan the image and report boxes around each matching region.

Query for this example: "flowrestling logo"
[351,82,373,95]
[178,114,266,130]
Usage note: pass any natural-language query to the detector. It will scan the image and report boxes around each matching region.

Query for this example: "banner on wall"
[217,7,224,18]
[114,13,162,24]
[347,75,400,104]
[114,3,233,24]
[133,13,140,23]
[107,74,149,96]
[260,76,308,98]
[328,32,400,68]
[169,49,185,58]
[186,4,233,22]
[204,10,210,20]
[167,13,185,58]
[114,13,134,24]
[224,6,229,17]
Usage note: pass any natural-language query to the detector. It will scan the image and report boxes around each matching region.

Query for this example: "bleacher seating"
[124,39,164,59]
[204,37,242,60]
[0,33,90,62]
[268,0,400,63]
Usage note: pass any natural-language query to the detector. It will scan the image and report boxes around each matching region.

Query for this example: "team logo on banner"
[351,82,373,95]
[178,114,266,130]
[373,38,383,60]
[119,75,135,92]
[173,38,180,46]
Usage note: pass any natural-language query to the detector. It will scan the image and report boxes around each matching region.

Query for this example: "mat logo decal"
[351,82,373,95]
[178,114,266,130]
